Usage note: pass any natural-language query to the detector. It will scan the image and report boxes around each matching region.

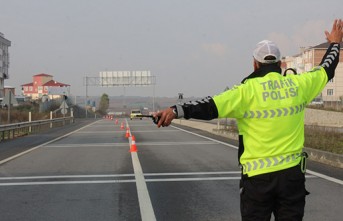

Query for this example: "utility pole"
[85,76,88,118]
[152,85,155,112]
[7,91,11,124]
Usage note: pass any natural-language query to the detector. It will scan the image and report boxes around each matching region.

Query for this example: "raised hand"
[325,19,343,43]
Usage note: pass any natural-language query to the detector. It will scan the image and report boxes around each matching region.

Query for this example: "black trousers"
[240,165,309,221]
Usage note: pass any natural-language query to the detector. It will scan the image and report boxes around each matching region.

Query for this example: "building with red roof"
[21,73,70,100]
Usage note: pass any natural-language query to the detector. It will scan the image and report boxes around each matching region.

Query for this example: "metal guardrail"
[0,117,74,142]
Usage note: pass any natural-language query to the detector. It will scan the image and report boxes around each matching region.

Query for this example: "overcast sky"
[1,0,342,98]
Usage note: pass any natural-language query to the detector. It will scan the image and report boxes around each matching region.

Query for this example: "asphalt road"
[0,119,342,221]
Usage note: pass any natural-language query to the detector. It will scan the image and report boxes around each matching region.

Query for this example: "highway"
[0,119,342,221]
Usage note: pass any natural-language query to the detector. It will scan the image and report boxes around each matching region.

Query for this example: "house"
[21,73,70,100]
[282,42,343,103]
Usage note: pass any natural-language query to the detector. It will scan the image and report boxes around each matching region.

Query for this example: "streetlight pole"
[85,76,88,118]
[7,91,11,124]
[152,84,155,112]
[178,93,183,104]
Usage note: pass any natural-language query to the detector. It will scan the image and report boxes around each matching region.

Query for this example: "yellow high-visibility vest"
[213,66,328,177]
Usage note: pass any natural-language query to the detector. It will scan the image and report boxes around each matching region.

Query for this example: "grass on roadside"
[216,121,342,155]
[305,127,343,155]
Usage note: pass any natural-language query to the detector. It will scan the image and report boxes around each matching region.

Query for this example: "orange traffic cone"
[125,128,130,138]
[130,135,137,152]
[120,122,124,130]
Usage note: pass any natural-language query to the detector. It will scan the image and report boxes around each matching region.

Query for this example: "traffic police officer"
[155,19,343,220]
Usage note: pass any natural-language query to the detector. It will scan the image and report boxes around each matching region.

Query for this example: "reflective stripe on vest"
[243,102,306,119]
[242,152,301,173]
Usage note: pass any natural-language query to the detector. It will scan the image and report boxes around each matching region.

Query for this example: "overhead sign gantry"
[83,71,156,117]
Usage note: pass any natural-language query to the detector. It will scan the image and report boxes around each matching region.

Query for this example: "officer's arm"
[174,96,219,120]
[319,43,340,81]
[321,19,342,80]
[154,96,219,128]
[174,86,244,120]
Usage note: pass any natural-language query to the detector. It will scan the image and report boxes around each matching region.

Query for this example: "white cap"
[253,40,281,64]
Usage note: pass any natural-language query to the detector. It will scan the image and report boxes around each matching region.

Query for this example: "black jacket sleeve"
[174,96,219,120]
[319,43,341,81]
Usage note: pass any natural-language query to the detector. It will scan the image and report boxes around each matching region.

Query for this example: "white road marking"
[145,171,240,176]
[0,120,100,165]
[130,130,179,133]
[0,173,317,186]
[75,131,124,133]
[45,143,128,148]
[307,170,343,185]
[83,125,116,127]
[136,141,218,146]
[0,174,135,180]
[171,125,238,149]
[125,125,157,127]
[147,175,317,182]
[0,120,340,190]
[171,125,343,185]
[131,152,157,221]
[44,141,218,148]
[0,179,136,186]
[146,177,240,182]
[127,119,157,221]
[0,171,241,181]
